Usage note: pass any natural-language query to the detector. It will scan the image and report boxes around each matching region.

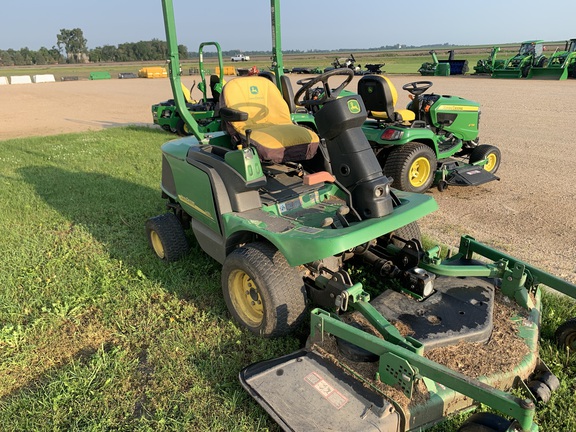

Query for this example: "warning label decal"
[304,372,349,409]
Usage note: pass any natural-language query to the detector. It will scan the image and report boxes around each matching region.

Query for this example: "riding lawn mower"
[147,1,576,431]
[151,41,225,136]
[356,75,500,193]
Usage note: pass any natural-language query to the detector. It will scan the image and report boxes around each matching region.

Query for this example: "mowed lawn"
[0,127,574,431]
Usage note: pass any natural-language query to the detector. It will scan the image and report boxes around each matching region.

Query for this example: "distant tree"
[178,44,188,60]
[11,51,25,66]
[88,40,187,62]
[57,28,88,63]
[33,51,47,65]
[19,47,33,65]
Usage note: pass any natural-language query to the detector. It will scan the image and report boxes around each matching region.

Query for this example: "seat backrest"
[357,75,399,119]
[210,74,224,101]
[220,76,293,134]
[280,75,297,113]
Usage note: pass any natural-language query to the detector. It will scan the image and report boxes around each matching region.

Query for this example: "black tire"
[384,143,437,193]
[555,317,576,351]
[389,221,422,247]
[458,412,512,432]
[221,242,307,338]
[539,371,560,392]
[527,379,552,403]
[146,213,189,262]
[469,144,501,174]
[175,118,193,137]
[521,64,531,78]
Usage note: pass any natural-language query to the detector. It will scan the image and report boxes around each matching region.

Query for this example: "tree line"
[0,27,458,67]
[0,28,189,66]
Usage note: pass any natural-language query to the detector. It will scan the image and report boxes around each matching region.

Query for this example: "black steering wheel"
[294,68,354,107]
[402,81,433,96]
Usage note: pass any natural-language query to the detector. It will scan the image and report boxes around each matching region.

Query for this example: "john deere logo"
[348,99,361,114]
[250,86,259,94]
[367,87,374,94]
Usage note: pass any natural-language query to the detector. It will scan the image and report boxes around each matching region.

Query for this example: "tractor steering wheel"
[294,68,354,107]
[402,81,433,96]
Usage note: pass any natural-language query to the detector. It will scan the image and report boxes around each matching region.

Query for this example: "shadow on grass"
[17,164,222,302]
[13,165,302,428]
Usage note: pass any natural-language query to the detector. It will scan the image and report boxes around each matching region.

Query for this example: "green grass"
[0,127,575,431]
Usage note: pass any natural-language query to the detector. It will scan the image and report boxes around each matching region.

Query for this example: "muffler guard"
[240,349,402,432]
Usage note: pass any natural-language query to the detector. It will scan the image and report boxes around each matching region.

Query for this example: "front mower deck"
[241,285,540,431]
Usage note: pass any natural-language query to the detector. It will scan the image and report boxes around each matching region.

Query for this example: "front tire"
[384,143,436,193]
[221,242,307,337]
[469,144,501,174]
[387,221,422,247]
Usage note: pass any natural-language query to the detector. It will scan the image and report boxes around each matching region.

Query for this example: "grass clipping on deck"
[313,290,531,410]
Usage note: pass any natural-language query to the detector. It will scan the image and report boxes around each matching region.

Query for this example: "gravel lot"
[1,74,575,283]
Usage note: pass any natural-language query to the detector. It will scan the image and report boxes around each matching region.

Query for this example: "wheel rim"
[484,153,497,172]
[409,156,431,187]
[229,270,264,327]
[149,230,165,259]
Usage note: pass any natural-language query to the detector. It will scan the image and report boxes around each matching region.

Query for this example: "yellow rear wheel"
[408,156,432,188]
[384,143,437,193]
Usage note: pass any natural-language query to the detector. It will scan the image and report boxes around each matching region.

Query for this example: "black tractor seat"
[357,75,416,123]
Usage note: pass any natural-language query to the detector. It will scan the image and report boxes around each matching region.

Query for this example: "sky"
[1,1,575,53]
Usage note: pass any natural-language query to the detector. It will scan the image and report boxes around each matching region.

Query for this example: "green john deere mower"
[492,41,547,79]
[151,41,225,136]
[148,1,576,431]
[356,75,501,193]
[529,38,576,80]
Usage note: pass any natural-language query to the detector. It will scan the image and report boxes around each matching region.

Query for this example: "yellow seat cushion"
[371,109,415,122]
[221,77,320,163]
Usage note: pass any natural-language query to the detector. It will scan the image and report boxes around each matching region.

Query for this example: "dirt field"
[1,74,575,283]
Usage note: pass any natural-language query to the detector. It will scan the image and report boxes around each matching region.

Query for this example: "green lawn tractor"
[492,40,547,79]
[356,75,500,193]
[419,50,469,76]
[151,41,225,136]
[529,38,576,80]
[149,1,576,431]
[473,46,505,75]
